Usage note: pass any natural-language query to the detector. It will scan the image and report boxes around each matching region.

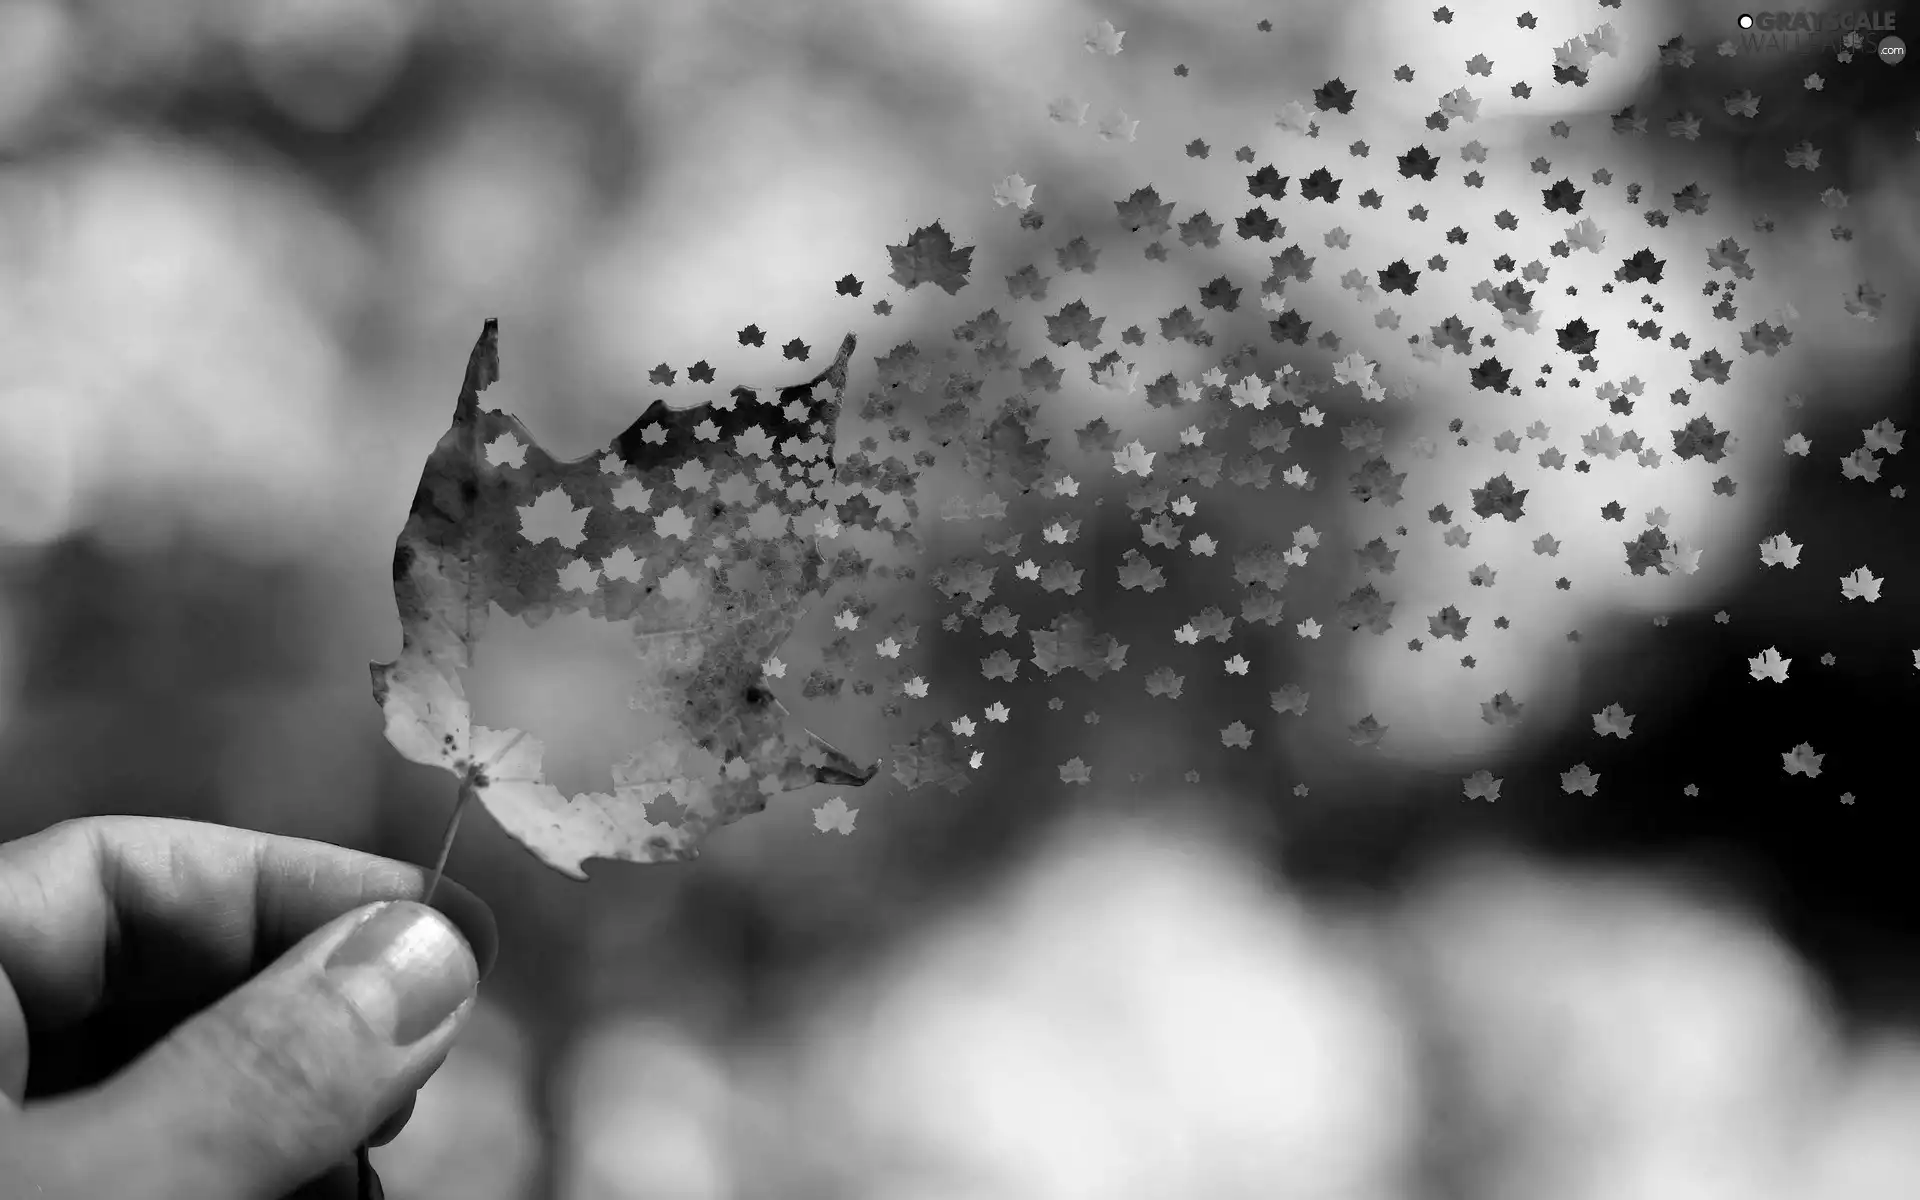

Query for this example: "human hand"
[0,816,498,1200]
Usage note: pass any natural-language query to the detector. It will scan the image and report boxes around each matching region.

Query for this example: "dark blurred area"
[4,0,1920,1197]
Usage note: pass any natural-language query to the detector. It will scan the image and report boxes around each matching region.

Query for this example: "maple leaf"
[992,174,1037,210]
[892,724,971,793]
[1274,100,1314,134]
[1004,265,1050,302]
[1480,691,1525,727]
[1045,300,1106,349]
[1840,566,1883,602]
[1113,440,1156,477]
[1592,703,1635,739]
[1469,473,1528,522]
[1689,349,1733,384]
[1748,646,1791,682]
[1332,350,1374,387]
[1841,448,1882,481]
[1313,77,1357,112]
[1659,539,1703,577]
[1542,178,1585,214]
[888,222,975,294]
[1463,770,1502,801]
[1348,714,1388,747]
[1348,457,1408,506]
[1059,757,1093,784]
[1863,420,1904,455]
[1355,538,1399,575]
[1094,361,1139,394]
[1055,235,1101,275]
[811,796,858,835]
[1398,146,1440,180]
[1221,722,1254,749]
[1439,87,1481,122]
[1047,95,1089,125]
[1084,19,1125,55]
[1270,685,1309,716]
[1300,167,1342,203]
[1469,358,1511,391]
[1378,259,1421,294]
[1158,306,1211,346]
[1564,217,1606,254]
[1198,275,1242,312]
[1429,605,1470,641]
[1144,666,1183,698]
[1560,763,1601,796]
[1624,528,1671,576]
[1237,207,1282,241]
[1246,165,1290,200]
[1179,211,1223,248]
[1116,549,1165,592]
[1658,35,1694,66]
[1114,186,1175,235]
[1782,743,1824,778]
[370,321,877,878]
[1334,584,1396,634]
[1097,110,1140,142]
[1039,561,1085,594]
[1845,282,1885,319]
[1556,318,1600,355]
[1617,248,1666,284]
[1759,532,1802,568]
[1784,141,1822,171]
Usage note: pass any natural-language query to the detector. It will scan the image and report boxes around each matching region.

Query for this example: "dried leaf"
[371,321,876,879]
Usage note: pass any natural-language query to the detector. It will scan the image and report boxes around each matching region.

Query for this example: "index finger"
[0,816,498,1031]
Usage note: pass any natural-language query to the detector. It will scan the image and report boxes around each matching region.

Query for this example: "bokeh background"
[3,0,1919,1196]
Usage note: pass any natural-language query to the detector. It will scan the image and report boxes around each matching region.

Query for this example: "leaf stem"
[422,778,474,908]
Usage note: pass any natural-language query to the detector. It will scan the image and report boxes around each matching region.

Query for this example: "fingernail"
[325,902,478,1047]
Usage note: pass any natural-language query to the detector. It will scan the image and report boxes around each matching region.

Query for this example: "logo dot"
[1737,12,1754,28]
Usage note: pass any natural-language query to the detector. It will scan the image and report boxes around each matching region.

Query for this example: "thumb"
[28,901,479,1200]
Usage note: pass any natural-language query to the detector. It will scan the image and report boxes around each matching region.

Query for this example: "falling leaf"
[811,797,858,834]
[992,174,1037,210]
[1748,647,1791,682]
[1840,566,1883,602]
[1782,743,1824,778]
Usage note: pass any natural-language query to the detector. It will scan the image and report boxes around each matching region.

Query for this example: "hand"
[0,816,498,1200]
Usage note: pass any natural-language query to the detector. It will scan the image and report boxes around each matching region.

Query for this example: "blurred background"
[2,0,1919,1196]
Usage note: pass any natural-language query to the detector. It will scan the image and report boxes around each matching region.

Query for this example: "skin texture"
[0,817,497,1200]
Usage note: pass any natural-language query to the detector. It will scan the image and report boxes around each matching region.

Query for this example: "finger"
[367,1093,416,1147]
[284,1160,366,1200]
[367,1039,455,1148]
[0,965,22,1102]
[19,900,477,1200]
[0,816,497,1031]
